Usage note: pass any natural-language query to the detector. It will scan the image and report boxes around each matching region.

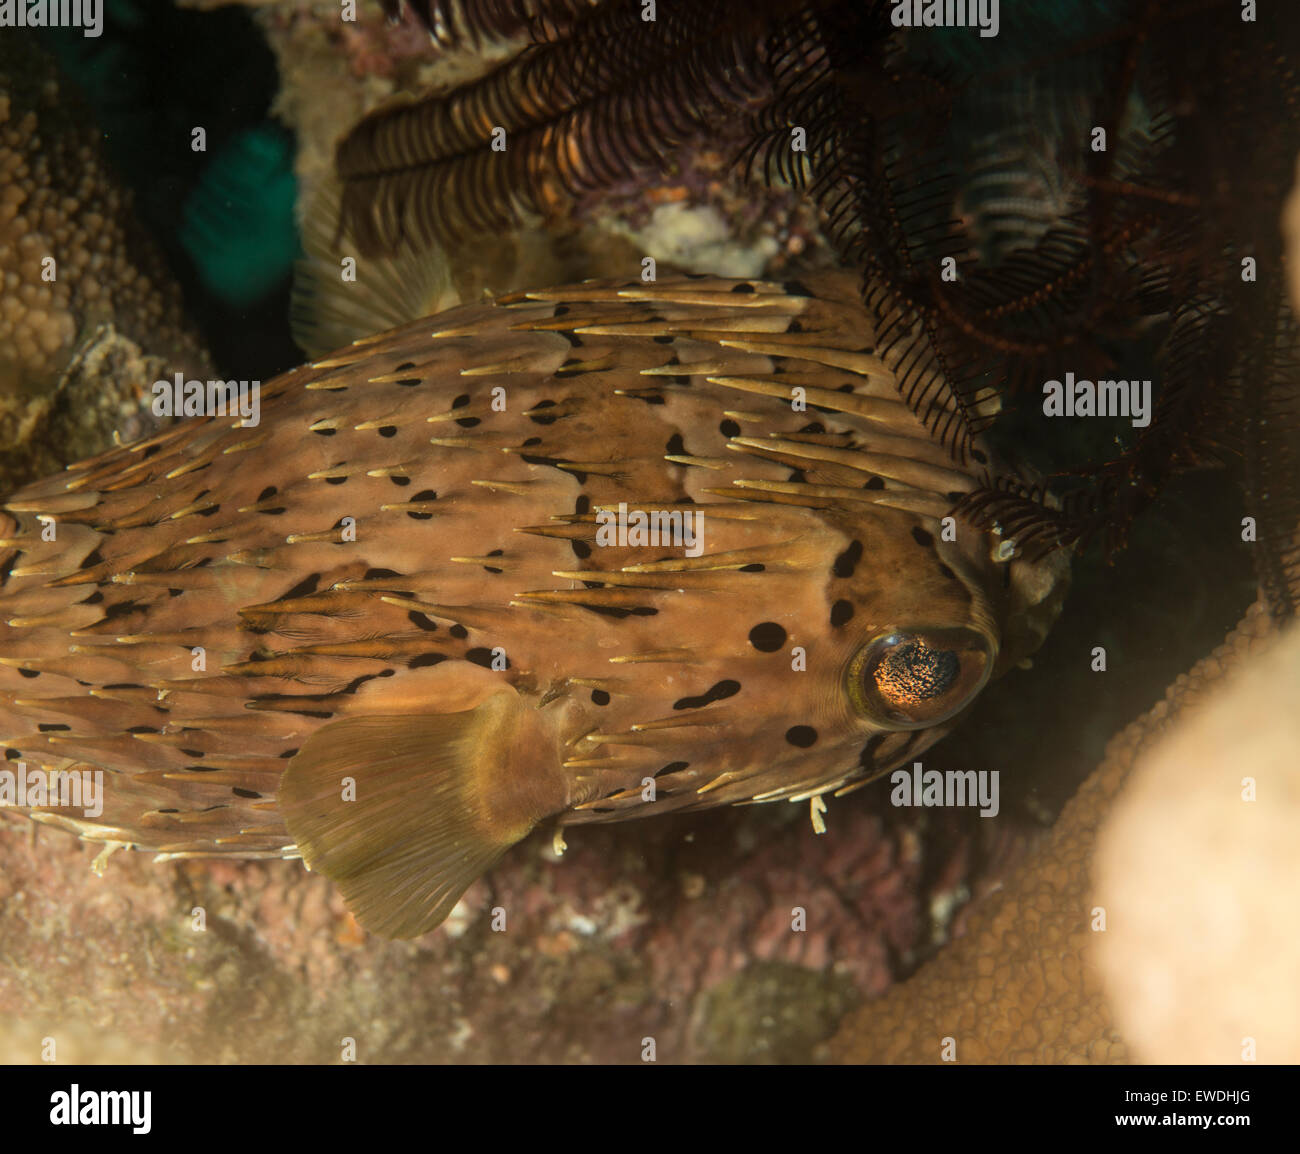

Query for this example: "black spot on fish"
[837,383,855,393]
[561,331,584,348]
[483,549,504,574]
[407,611,439,631]
[80,545,106,570]
[522,437,543,447]
[408,653,447,669]
[257,706,333,719]
[665,433,686,455]
[102,683,146,690]
[833,540,863,578]
[466,647,507,669]
[799,422,825,433]
[390,475,410,487]
[325,476,347,486]
[785,725,818,747]
[863,476,885,490]
[859,734,887,769]
[180,748,206,759]
[394,378,421,388]
[341,672,392,695]
[4,749,20,759]
[730,282,755,293]
[748,622,787,652]
[652,335,674,345]
[407,489,438,521]
[788,319,805,333]
[449,624,469,640]
[787,468,807,483]
[97,600,145,626]
[783,280,813,297]
[456,417,481,428]
[366,568,403,580]
[830,599,855,627]
[232,787,261,799]
[739,563,765,572]
[572,540,592,559]
[719,419,741,437]
[38,724,70,733]
[312,426,336,436]
[257,486,277,502]
[281,574,321,601]
[911,526,934,548]
[673,679,741,711]
[142,444,161,458]
[519,453,588,484]
[378,426,397,438]
[126,726,158,735]
[529,400,559,425]
[553,305,570,316]
[84,591,104,604]
[591,689,610,706]
[279,748,299,759]
[16,668,38,679]
[575,495,590,514]
[656,761,689,776]
[452,394,470,409]
[577,603,657,620]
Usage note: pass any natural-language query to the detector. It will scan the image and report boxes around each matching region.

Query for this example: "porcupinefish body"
[0,276,1068,937]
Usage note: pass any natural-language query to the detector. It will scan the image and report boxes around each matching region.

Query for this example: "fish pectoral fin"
[278,694,565,939]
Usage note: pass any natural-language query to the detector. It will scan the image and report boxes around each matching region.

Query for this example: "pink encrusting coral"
[1,783,1016,1062]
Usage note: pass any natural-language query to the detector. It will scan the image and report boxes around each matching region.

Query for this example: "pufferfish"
[0,275,1068,938]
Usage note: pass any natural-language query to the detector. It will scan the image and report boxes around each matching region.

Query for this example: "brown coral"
[1094,616,1300,1063]
[0,34,208,490]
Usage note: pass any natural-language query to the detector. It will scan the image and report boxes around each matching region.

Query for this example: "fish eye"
[847,628,995,730]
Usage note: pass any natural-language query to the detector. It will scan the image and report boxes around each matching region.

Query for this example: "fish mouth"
[995,531,1074,674]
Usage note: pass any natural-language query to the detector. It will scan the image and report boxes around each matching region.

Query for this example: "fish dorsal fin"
[290,177,459,359]
[279,693,565,938]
